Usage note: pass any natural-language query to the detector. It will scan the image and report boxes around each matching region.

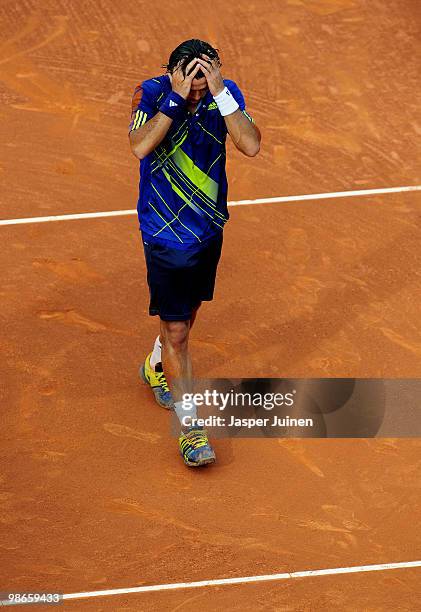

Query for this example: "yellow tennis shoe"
[140,353,174,409]
[179,428,216,467]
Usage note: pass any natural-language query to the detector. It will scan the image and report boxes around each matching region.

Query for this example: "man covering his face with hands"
[129,38,261,467]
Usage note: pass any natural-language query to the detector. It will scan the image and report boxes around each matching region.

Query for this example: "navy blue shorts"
[142,233,223,321]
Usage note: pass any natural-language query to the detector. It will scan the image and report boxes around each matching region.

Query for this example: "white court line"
[1,185,420,227]
[0,560,413,604]
[1,560,418,604]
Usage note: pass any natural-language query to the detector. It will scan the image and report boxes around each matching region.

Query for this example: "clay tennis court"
[1,0,421,609]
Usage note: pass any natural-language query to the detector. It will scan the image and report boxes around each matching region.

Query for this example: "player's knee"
[161,320,189,351]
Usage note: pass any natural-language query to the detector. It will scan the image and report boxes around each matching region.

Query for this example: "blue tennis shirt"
[129,75,254,249]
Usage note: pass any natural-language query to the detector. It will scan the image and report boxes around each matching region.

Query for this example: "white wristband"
[213,86,239,116]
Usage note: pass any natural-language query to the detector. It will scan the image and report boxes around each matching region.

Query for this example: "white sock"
[150,335,162,370]
[174,400,198,432]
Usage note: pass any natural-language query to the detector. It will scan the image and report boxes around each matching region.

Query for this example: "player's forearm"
[129,112,173,160]
[224,110,261,157]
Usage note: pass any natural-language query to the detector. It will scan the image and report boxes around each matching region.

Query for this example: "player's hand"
[195,54,225,96]
[169,58,202,99]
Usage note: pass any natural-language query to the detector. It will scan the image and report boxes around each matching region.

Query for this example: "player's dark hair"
[162,39,221,80]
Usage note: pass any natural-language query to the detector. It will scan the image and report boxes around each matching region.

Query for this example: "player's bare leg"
[160,314,215,467]
[160,319,192,411]
[141,304,201,409]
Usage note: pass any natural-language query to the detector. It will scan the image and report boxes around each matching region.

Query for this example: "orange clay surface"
[1,0,421,610]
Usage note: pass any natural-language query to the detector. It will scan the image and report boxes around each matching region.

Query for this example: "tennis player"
[128,39,261,467]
